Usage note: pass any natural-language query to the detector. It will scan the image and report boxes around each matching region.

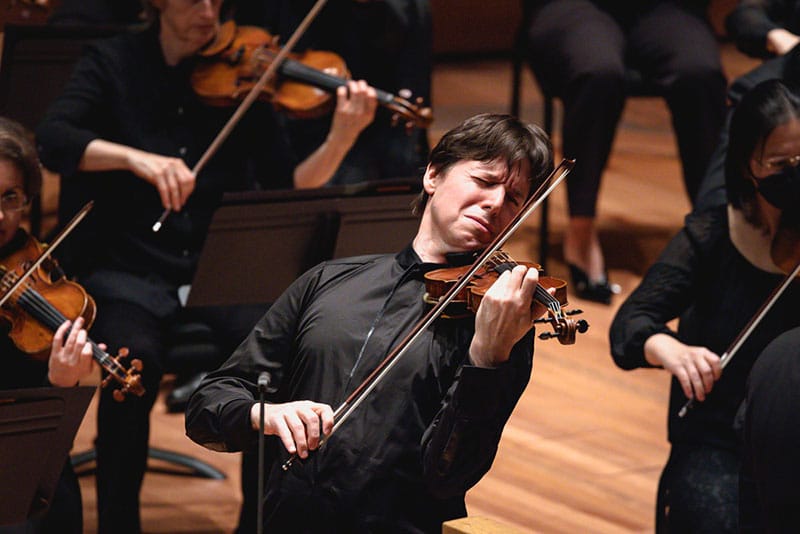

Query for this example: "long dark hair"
[726,79,800,211]
[412,113,553,215]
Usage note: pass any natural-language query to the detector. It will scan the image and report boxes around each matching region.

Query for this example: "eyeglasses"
[757,154,800,172]
[0,188,29,212]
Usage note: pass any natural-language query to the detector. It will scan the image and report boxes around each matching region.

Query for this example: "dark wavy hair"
[412,113,553,215]
[0,117,42,199]
[726,79,800,213]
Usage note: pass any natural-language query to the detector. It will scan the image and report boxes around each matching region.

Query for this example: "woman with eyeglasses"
[0,116,95,533]
[609,79,800,533]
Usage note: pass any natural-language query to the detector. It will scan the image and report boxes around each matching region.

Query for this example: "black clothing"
[525,0,726,214]
[186,245,534,533]
[233,0,431,185]
[726,0,800,58]
[35,23,294,533]
[739,327,800,532]
[36,24,295,291]
[610,206,800,530]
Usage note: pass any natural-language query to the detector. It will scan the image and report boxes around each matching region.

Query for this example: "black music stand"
[0,386,94,525]
[187,179,422,307]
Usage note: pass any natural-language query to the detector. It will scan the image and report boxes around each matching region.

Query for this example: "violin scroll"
[102,347,145,402]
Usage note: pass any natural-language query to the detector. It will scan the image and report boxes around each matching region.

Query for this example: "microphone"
[258,372,271,392]
[256,371,270,534]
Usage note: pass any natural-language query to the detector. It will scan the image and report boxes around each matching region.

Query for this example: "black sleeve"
[609,212,717,370]
[185,264,322,452]
[726,0,786,58]
[420,332,533,498]
[35,42,112,178]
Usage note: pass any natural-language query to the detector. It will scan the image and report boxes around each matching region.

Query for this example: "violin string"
[486,250,562,314]
[7,270,126,376]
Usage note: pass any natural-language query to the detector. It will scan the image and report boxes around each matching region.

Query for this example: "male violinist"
[186,113,554,533]
[35,0,378,532]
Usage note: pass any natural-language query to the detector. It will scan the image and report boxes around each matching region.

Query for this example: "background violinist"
[186,113,553,533]
[610,79,800,532]
[0,116,96,534]
[232,0,432,185]
[34,0,378,531]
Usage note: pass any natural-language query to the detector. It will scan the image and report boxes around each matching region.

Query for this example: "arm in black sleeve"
[609,216,710,371]
[35,43,112,177]
[420,331,533,498]
[726,0,788,58]
[185,264,322,452]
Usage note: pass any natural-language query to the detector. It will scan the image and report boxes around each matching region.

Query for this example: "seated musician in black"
[185,113,554,533]
[35,0,378,532]
[232,0,432,185]
[0,117,95,533]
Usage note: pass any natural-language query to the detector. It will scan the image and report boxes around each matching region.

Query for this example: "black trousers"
[656,443,739,533]
[88,295,267,533]
[525,0,727,216]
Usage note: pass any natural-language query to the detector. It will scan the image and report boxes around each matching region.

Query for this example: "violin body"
[0,231,144,399]
[424,253,588,345]
[192,21,433,128]
[0,234,95,358]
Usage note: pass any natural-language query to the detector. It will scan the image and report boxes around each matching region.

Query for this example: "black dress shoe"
[568,264,620,305]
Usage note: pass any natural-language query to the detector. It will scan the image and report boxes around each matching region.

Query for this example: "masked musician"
[610,79,800,532]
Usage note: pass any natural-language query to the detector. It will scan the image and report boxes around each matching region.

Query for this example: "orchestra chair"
[509,1,660,271]
[71,310,227,480]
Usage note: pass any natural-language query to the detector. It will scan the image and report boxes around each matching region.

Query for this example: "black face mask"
[756,165,800,210]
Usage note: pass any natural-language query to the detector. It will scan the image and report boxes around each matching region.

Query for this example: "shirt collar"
[395,243,483,276]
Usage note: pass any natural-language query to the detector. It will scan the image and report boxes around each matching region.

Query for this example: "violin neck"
[278,57,394,106]
[16,286,124,374]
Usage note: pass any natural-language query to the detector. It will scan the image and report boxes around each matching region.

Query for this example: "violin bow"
[281,158,575,470]
[152,0,330,232]
[0,201,93,309]
[678,257,800,417]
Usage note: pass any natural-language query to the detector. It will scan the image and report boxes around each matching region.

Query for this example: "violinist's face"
[156,0,221,55]
[750,117,800,182]
[416,158,530,262]
[0,159,25,249]
[749,117,800,220]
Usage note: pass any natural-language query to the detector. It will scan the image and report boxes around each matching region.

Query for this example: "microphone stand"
[256,372,270,534]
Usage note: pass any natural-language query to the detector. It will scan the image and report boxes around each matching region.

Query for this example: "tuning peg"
[538,331,557,341]
[576,319,589,334]
[117,347,130,359]
[113,389,126,402]
[130,358,143,372]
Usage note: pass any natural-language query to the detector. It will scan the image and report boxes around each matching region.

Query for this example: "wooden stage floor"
[70,43,759,532]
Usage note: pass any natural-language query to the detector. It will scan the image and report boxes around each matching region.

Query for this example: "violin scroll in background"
[0,232,144,401]
[191,21,433,131]
[424,251,589,345]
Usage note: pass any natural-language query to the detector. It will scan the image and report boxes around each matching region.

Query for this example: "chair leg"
[539,96,555,271]
[71,447,226,480]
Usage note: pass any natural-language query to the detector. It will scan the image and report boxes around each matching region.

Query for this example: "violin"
[771,214,800,275]
[424,251,588,345]
[191,20,433,130]
[0,232,144,401]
